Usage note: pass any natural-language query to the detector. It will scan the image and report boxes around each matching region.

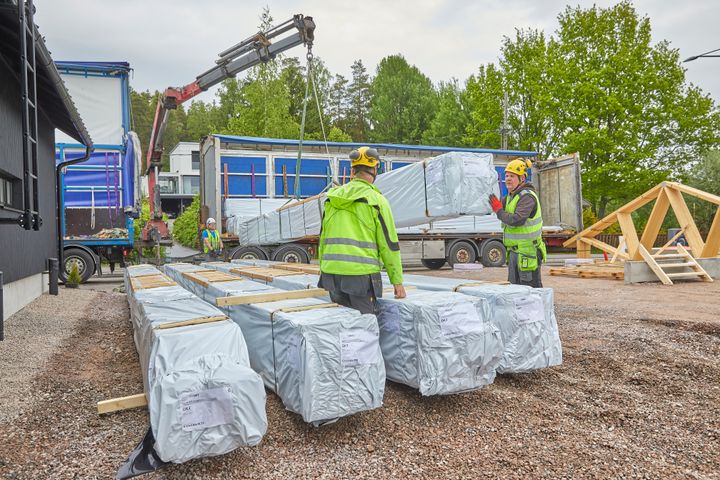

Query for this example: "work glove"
[489,194,503,213]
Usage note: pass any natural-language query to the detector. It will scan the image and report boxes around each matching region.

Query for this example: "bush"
[173,194,201,248]
[66,262,82,286]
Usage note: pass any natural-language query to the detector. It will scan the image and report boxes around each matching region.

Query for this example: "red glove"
[489,194,502,213]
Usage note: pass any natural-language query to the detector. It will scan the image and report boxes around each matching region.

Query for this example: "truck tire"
[446,241,477,267]
[62,248,95,283]
[421,259,446,270]
[480,240,506,267]
[272,244,309,264]
[230,246,268,261]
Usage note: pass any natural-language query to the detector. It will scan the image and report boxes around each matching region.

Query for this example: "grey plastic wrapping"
[164,264,385,425]
[125,267,268,463]
[225,198,294,236]
[162,263,218,300]
[382,273,563,373]
[376,152,499,228]
[376,290,503,395]
[201,262,320,291]
[395,215,565,235]
[233,151,499,245]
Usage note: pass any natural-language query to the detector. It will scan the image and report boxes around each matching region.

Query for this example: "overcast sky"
[35,0,719,107]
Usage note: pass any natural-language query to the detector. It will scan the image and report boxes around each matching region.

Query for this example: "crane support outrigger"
[142,14,315,242]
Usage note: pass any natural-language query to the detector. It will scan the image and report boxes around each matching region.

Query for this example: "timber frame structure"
[563,181,720,284]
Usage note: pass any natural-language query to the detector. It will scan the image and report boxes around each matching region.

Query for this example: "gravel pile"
[0,270,718,479]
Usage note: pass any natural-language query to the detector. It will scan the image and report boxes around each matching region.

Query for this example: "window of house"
[183,175,200,195]
[191,151,200,171]
[0,177,13,206]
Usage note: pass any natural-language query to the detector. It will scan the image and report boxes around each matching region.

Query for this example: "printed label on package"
[286,333,301,370]
[462,158,488,178]
[180,386,234,432]
[340,330,377,368]
[513,295,545,324]
[437,301,482,338]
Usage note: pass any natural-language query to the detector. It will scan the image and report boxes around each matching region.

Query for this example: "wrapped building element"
[196,263,505,395]
[382,273,562,373]
[164,263,386,425]
[124,265,267,464]
[233,151,499,246]
[376,290,503,395]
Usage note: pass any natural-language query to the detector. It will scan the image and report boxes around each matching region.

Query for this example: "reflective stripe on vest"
[324,237,379,250]
[322,253,381,266]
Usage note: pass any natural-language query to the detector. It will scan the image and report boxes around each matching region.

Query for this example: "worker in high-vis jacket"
[202,217,223,260]
[488,158,547,287]
[318,146,406,314]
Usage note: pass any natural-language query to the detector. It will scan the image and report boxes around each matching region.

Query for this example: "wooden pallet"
[549,263,624,280]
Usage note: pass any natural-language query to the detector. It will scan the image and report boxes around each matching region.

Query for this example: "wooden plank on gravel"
[216,288,329,307]
[97,393,147,414]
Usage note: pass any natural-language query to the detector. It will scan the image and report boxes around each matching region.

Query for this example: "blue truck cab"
[55,61,138,282]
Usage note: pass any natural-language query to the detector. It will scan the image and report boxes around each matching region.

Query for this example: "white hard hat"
[206,217,216,225]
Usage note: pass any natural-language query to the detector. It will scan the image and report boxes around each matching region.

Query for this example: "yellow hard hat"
[349,146,381,168]
[505,158,532,177]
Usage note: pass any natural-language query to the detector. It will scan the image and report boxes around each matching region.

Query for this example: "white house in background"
[156,142,201,218]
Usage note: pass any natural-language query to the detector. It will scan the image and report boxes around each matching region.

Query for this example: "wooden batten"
[155,315,229,330]
[216,288,329,307]
[97,393,148,415]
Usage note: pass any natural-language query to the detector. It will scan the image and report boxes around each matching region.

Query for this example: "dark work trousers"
[507,249,543,288]
[318,272,382,315]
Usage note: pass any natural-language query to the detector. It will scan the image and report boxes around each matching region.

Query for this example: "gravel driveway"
[0,268,718,479]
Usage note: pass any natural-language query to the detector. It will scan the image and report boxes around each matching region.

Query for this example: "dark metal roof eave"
[211,134,538,157]
[34,31,93,149]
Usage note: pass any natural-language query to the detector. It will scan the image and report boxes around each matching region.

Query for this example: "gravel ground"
[1,268,719,479]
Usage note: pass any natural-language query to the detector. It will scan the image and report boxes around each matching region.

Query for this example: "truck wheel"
[421,259,446,270]
[272,244,309,264]
[61,248,95,283]
[230,246,268,261]
[480,240,506,267]
[447,241,477,267]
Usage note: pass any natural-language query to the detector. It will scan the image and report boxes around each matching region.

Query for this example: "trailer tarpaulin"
[121,265,267,473]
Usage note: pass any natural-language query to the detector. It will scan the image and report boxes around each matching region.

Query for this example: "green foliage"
[130,89,188,171]
[582,207,599,230]
[345,60,372,142]
[422,79,470,146]
[66,262,82,286]
[464,64,505,148]
[370,55,437,144]
[173,195,201,248]
[685,150,720,232]
[326,126,353,143]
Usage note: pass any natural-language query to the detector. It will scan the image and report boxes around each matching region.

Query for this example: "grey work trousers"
[317,272,381,315]
[507,249,543,288]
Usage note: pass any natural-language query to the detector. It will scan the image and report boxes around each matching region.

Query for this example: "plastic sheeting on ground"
[232,151,500,246]
[382,273,563,373]
[124,265,267,464]
[163,263,386,425]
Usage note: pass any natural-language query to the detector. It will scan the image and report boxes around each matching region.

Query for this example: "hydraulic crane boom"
[142,14,315,242]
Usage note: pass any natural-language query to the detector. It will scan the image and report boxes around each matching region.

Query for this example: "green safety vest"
[203,229,220,253]
[318,178,403,285]
[502,188,547,271]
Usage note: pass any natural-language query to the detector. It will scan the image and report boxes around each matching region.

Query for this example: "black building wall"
[0,56,59,284]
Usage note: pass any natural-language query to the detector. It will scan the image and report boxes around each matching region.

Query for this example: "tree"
[328,74,350,134]
[345,60,372,142]
[421,79,470,146]
[685,150,720,232]
[369,55,437,144]
[550,2,718,216]
[463,64,505,149]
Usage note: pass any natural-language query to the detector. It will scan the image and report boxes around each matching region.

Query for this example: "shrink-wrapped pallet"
[164,263,386,425]
[123,265,267,464]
